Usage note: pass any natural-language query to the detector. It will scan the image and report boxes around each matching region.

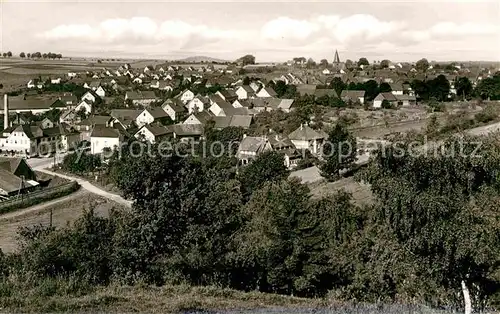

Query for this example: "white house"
[51,77,62,84]
[134,125,170,144]
[81,91,98,104]
[235,86,256,100]
[135,108,169,127]
[186,96,208,114]
[133,77,143,84]
[322,68,331,75]
[90,126,121,155]
[162,100,186,122]
[256,87,278,98]
[74,100,93,115]
[236,136,273,165]
[288,124,327,155]
[179,89,195,104]
[67,72,77,78]
[95,86,106,98]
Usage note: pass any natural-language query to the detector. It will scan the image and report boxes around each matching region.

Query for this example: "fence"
[0,181,80,214]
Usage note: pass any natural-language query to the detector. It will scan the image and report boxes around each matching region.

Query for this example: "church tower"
[332,49,346,71]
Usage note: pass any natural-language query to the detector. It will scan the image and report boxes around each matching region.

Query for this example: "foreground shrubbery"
[0,134,499,313]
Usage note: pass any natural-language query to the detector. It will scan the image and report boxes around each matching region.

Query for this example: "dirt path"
[34,168,132,208]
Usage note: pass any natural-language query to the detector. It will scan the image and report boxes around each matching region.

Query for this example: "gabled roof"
[296,84,317,96]
[0,157,24,174]
[239,85,255,94]
[288,124,327,141]
[145,107,169,119]
[91,125,120,138]
[340,90,366,98]
[170,123,204,136]
[238,136,268,153]
[268,133,294,149]
[162,99,186,113]
[375,92,398,101]
[126,91,157,100]
[141,124,171,137]
[314,88,338,98]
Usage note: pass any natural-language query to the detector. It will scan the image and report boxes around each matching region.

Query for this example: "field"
[0,283,456,313]
[0,190,125,253]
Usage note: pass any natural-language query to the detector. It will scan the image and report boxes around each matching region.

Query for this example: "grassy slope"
[0,283,453,314]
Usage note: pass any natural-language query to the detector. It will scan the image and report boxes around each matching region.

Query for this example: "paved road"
[27,156,132,208]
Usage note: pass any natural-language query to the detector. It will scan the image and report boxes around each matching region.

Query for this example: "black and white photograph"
[0,0,499,313]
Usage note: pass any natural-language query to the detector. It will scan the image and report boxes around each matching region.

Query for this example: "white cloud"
[261,17,320,40]
[430,22,499,36]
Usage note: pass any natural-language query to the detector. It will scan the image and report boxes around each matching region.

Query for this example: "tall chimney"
[3,94,8,130]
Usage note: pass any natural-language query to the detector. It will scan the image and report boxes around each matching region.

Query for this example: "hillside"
[175,55,229,63]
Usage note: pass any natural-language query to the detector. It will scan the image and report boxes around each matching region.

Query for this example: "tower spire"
[333,50,340,64]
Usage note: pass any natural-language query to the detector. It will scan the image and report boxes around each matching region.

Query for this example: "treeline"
[19,52,63,59]
[1,129,499,312]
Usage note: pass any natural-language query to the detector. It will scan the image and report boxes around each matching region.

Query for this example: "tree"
[2,53,6,58]
[6,51,12,57]
[358,136,500,313]
[425,113,440,135]
[237,54,256,66]
[27,53,31,58]
[42,53,48,59]
[238,151,289,199]
[428,75,450,102]
[306,58,316,68]
[320,59,328,67]
[19,52,26,58]
[474,74,500,100]
[329,77,346,97]
[357,57,369,67]
[321,123,357,180]
[378,82,392,93]
[416,58,430,72]
[381,99,394,109]
[455,77,473,100]
[380,59,391,68]
[345,59,354,69]
[242,76,250,85]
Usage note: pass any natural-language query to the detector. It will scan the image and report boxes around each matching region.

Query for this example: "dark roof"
[240,85,255,94]
[110,109,142,121]
[237,136,269,154]
[162,99,185,113]
[143,125,170,137]
[0,157,23,173]
[146,107,169,119]
[296,84,317,96]
[6,96,53,111]
[126,91,157,100]
[171,124,203,136]
[268,133,294,149]
[314,88,338,98]
[340,90,365,99]
[0,169,25,194]
[288,124,327,141]
[375,92,398,101]
[90,125,120,138]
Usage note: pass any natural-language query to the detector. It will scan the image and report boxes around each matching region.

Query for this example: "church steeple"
[333,50,341,64]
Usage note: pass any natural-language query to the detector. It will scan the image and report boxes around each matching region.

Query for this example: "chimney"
[3,94,8,130]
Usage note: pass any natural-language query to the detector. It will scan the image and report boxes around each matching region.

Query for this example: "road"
[27,156,132,208]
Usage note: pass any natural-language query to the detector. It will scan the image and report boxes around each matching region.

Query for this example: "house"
[183,111,213,125]
[216,90,238,103]
[67,72,77,78]
[51,77,62,84]
[0,157,37,181]
[250,82,261,92]
[0,95,52,115]
[0,124,77,156]
[158,81,173,91]
[75,115,112,142]
[390,82,404,95]
[211,115,253,130]
[237,135,272,165]
[340,90,366,105]
[256,87,278,98]
[135,107,170,127]
[125,91,158,106]
[235,85,256,100]
[322,68,331,75]
[26,79,44,89]
[90,125,122,154]
[179,89,195,104]
[288,124,327,155]
[277,99,295,112]
[0,168,38,197]
[135,124,170,144]
[314,88,338,99]
[81,90,99,104]
[59,94,78,107]
[395,94,417,107]
[74,99,93,116]
[162,99,187,122]
[186,96,210,114]
[36,118,55,129]
[209,95,249,117]
[109,109,142,129]
[132,77,143,84]
[95,86,106,98]
[168,123,203,143]
[373,92,399,108]
[296,84,317,96]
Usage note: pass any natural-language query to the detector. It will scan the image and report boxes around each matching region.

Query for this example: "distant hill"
[174,56,229,63]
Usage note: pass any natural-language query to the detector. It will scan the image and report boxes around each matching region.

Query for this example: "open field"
[0,191,125,253]
[0,283,456,313]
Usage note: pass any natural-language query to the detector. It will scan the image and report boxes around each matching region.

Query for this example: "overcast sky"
[1,0,499,62]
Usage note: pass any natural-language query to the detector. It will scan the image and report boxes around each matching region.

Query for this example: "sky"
[1,0,499,62]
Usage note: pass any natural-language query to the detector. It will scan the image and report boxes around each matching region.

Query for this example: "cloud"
[37,15,500,61]
[39,17,239,50]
